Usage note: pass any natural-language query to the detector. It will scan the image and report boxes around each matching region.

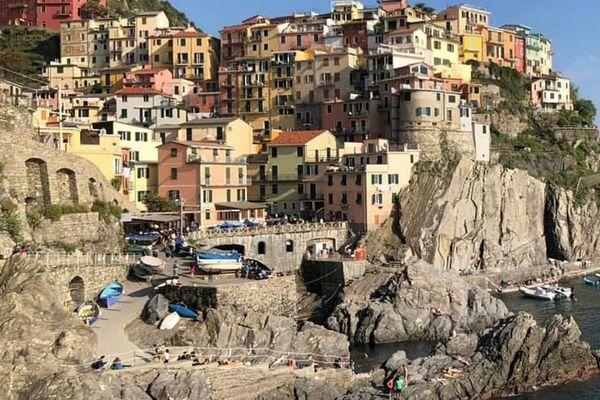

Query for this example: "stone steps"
[203,366,296,400]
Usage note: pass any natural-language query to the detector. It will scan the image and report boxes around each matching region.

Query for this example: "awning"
[130,213,181,223]
[215,201,267,211]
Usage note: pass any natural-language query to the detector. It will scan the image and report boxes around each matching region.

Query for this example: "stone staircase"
[202,365,299,400]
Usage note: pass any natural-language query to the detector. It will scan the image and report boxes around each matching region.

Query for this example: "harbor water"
[350,276,600,398]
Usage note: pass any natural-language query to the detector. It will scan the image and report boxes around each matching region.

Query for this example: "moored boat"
[519,286,556,301]
[539,284,572,299]
[159,311,180,330]
[584,276,600,287]
[77,301,100,325]
[197,260,243,273]
[98,283,124,308]
[196,251,241,261]
[169,304,199,319]
[132,264,153,280]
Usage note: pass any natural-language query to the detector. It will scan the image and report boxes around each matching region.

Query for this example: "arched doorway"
[257,241,266,255]
[25,158,51,208]
[68,276,85,310]
[56,168,79,204]
[212,244,245,255]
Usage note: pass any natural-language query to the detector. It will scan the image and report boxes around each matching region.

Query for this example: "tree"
[80,0,109,19]
[413,2,435,14]
[574,99,597,126]
[143,193,178,212]
[557,109,581,127]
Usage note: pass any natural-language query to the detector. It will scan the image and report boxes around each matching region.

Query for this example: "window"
[388,174,399,184]
[297,183,304,194]
[205,211,211,220]
[170,168,178,180]
[170,148,178,157]
[434,41,441,50]
[168,190,180,201]
[334,57,340,66]
[372,193,383,204]
[186,128,192,141]
[297,146,303,157]
[272,184,278,195]
[328,193,333,204]
[448,95,457,103]
[371,174,383,185]
[356,193,362,204]
[341,175,347,186]
[285,240,294,253]
[281,35,286,44]
[203,190,213,202]
[447,43,455,52]
[327,175,333,186]
[355,175,362,185]
[216,126,224,140]
[258,241,266,254]
[237,189,245,201]
[271,147,278,158]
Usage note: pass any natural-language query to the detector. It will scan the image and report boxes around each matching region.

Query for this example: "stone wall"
[473,112,529,137]
[47,263,130,308]
[215,275,299,316]
[34,212,101,245]
[301,259,367,297]
[193,224,349,272]
[399,128,475,160]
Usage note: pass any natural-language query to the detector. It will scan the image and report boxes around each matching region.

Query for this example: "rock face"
[545,184,600,261]
[167,306,350,361]
[396,157,547,272]
[377,312,599,400]
[327,260,509,344]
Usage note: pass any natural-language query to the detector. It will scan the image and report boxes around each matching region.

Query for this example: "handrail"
[21,253,141,267]
[189,221,348,240]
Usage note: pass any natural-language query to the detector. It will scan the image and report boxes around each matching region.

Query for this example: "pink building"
[323,139,419,231]
[124,67,173,90]
[0,0,106,30]
[321,99,372,142]
[514,35,525,74]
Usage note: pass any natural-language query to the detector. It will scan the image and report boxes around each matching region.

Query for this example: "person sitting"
[178,351,188,361]
[110,357,124,370]
[91,355,106,370]
[217,358,229,366]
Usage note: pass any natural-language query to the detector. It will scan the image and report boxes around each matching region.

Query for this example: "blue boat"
[169,304,198,319]
[218,221,244,230]
[583,277,600,287]
[197,251,241,261]
[98,283,124,308]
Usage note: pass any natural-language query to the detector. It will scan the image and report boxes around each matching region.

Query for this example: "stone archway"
[25,158,51,210]
[56,168,78,204]
[68,276,85,310]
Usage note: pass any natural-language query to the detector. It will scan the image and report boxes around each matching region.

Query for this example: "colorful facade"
[0,0,107,30]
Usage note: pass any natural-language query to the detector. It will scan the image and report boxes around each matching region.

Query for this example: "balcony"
[200,177,251,186]
[186,153,247,165]
[318,80,335,87]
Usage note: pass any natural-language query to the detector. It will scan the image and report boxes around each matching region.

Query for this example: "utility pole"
[179,199,185,237]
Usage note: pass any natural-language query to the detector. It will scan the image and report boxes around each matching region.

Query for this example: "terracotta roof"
[116,87,162,96]
[172,29,208,38]
[221,23,250,32]
[268,130,328,147]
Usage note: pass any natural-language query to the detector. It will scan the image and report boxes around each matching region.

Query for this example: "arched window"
[285,240,294,253]
[258,241,266,255]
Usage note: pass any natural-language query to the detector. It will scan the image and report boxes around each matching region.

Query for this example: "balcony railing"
[186,153,247,165]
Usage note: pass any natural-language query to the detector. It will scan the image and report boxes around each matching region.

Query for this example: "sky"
[170,0,600,117]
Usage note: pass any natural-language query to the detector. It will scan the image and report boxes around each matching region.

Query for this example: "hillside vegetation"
[107,0,190,26]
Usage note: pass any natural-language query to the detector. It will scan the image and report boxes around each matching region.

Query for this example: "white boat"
[519,286,556,301]
[159,311,180,330]
[198,260,242,273]
[539,284,572,299]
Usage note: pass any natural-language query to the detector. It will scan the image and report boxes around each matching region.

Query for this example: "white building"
[116,87,187,128]
[531,76,572,111]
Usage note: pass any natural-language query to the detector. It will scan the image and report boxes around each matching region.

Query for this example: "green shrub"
[26,210,43,230]
[92,200,122,223]
[0,209,22,242]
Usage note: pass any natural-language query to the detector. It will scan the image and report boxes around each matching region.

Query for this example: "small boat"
[160,311,181,330]
[595,273,600,279]
[140,255,164,271]
[198,261,243,273]
[169,304,199,319]
[584,276,600,287]
[132,264,153,280]
[539,284,572,299]
[98,283,124,308]
[519,286,556,301]
[77,301,100,325]
[197,251,241,261]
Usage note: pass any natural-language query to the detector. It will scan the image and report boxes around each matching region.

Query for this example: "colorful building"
[531,76,573,111]
[323,139,419,231]
[0,0,107,30]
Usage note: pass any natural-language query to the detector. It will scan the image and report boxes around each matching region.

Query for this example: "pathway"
[92,280,152,357]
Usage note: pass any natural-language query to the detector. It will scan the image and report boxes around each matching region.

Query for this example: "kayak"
[169,304,198,319]
[160,311,180,330]
[98,283,124,308]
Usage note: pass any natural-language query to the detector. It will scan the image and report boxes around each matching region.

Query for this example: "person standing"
[173,261,179,277]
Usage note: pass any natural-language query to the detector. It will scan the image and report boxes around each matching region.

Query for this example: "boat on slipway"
[196,250,243,273]
[98,283,124,308]
[77,301,100,325]
[519,286,556,301]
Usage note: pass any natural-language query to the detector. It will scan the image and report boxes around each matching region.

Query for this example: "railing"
[190,221,347,240]
[22,253,141,267]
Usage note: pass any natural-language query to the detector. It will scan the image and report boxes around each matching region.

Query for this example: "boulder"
[327,260,509,343]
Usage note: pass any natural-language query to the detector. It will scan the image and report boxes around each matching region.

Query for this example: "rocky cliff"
[366,156,600,273]
[374,312,599,400]
[327,260,509,344]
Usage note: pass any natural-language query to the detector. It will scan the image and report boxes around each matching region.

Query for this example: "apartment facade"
[0,0,107,30]
[531,76,573,111]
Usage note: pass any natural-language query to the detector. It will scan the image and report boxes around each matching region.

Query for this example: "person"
[91,355,106,370]
[333,358,341,369]
[350,360,356,374]
[173,262,179,277]
[164,245,172,259]
[178,351,188,361]
[111,357,124,370]
[163,349,170,364]
[394,367,408,395]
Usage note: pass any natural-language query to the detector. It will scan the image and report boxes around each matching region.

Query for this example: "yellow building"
[265,130,341,217]
[67,128,123,185]
[331,1,364,24]
[177,117,255,158]
[92,121,161,210]
[460,33,483,63]
[170,28,219,84]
